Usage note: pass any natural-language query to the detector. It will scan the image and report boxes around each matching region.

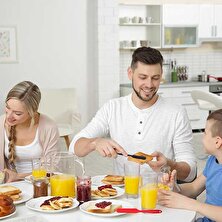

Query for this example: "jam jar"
[77,175,91,203]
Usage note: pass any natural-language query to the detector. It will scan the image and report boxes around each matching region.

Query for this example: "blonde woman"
[0,81,59,182]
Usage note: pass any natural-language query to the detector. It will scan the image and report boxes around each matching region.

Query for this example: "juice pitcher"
[50,151,85,197]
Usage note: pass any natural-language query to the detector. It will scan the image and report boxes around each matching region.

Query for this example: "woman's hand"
[3,168,20,183]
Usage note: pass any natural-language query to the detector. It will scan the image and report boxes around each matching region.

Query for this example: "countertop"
[120,81,222,88]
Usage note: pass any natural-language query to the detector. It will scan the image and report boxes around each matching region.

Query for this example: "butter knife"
[116,208,162,214]
[116,152,146,160]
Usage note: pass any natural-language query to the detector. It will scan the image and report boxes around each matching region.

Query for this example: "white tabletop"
[2,181,196,222]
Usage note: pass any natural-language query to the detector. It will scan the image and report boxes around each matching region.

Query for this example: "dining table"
[2,180,196,222]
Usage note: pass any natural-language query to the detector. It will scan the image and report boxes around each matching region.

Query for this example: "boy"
[158,109,222,222]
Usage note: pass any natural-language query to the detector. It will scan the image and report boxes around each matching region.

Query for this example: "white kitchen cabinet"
[199,4,222,39]
[119,4,162,49]
[120,85,209,130]
[163,4,199,25]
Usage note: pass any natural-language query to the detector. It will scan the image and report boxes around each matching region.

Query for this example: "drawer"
[158,86,209,98]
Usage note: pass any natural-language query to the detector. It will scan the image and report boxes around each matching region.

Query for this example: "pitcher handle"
[75,158,85,176]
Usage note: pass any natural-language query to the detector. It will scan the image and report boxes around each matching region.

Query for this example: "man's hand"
[146,151,168,172]
[92,138,127,158]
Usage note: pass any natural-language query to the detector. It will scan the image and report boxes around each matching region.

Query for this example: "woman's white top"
[4,128,42,173]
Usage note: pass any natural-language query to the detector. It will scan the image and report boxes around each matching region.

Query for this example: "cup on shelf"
[131,40,137,48]
[120,40,131,48]
[132,16,140,23]
[120,16,131,24]
[147,16,153,23]
[140,40,150,47]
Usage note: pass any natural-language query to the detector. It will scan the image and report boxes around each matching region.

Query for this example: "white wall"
[0,0,93,126]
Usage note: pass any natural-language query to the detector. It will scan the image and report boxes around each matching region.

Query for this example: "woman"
[0,81,59,182]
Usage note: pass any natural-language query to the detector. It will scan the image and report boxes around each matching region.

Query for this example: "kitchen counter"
[120,81,222,89]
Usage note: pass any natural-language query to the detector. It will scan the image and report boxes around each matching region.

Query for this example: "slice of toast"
[0,185,21,196]
[103,175,124,182]
[127,152,153,164]
[87,203,112,213]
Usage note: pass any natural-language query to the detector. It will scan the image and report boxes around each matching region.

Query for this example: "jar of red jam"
[77,176,91,203]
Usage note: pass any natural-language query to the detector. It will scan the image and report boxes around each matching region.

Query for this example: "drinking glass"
[32,158,47,179]
[124,161,140,198]
[140,172,158,209]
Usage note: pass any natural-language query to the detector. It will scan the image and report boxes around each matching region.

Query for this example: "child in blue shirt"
[158,109,222,222]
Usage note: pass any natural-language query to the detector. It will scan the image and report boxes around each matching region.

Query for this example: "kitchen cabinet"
[119,4,162,49]
[199,4,222,39]
[120,84,209,130]
[162,4,198,48]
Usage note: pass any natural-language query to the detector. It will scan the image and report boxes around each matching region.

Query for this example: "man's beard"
[132,82,157,102]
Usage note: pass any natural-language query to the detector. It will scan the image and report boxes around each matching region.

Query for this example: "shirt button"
[138,132,141,135]
[140,121,142,124]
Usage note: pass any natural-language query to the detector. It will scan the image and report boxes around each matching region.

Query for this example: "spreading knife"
[116,152,146,160]
[116,208,162,214]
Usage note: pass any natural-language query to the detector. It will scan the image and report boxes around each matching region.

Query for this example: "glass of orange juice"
[140,172,158,209]
[124,161,140,198]
[32,158,47,179]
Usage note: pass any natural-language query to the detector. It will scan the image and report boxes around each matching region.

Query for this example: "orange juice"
[50,174,75,197]
[140,183,157,209]
[32,168,46,178]
[124,176,140,195]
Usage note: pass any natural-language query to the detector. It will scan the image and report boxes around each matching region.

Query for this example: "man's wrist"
[89,138,98,151]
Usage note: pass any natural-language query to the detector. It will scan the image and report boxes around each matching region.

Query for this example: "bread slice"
[111,204,122,213]
[0,185,21,196]
[10,193,22,201]
[101,180,124,185]
[127,152,153,164]
[103,175,124,182]
[87,203,112,213]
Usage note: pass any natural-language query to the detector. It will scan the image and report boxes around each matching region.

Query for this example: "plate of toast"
[0,185,32,205]
[92,175,124,187]
[80,199,133,217]
[26,196,79,213]
[91,185,124,199]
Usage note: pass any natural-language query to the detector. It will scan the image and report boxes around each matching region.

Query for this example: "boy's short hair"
[207,109,222,137]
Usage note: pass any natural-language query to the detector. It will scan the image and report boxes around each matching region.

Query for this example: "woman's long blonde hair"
[5,81,41,165]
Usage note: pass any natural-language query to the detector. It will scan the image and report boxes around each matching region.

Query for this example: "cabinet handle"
[215,26,217,37]
[190,118,200,122]
[211,26,214,37]
[181,91,191,94]
[181,103,196,106]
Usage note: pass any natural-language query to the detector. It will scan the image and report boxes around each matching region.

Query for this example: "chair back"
[191,90,222,111]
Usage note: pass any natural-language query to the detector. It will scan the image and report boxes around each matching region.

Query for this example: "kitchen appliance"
[209,75,222,82]
[209,84,222,96]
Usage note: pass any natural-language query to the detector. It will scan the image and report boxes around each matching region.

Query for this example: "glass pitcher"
[50,151,85,197]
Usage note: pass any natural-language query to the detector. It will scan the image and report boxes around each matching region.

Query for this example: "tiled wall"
[97,0,120,107]
[120,43,222,84]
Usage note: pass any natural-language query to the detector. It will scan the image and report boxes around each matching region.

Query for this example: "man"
[69,47,196,182]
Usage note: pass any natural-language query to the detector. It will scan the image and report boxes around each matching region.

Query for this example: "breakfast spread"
[127,152,153,164]
[0,185,22,201]
[87,201,122,214]
[40,196,73,210]
[91,185,117,198]
[101,175,124,185]
[0,195,16,217]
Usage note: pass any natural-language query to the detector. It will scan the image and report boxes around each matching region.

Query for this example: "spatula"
[116,208,162,214]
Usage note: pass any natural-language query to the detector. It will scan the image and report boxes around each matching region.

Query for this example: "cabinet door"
[199,4,214,38]
[163,4,199,25]
[214,5,222,37]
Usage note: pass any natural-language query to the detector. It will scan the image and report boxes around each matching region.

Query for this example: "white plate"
[0,210,16,220]
[14,191,32,205]
[80,199,133,217]
[92,175,124,187]
[91,186,124,200]
[26,196,79,213]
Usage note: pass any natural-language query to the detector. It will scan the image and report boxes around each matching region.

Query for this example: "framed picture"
[0,26,17,63]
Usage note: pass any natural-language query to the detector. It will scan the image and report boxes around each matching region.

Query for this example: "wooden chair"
[39,88,81,149]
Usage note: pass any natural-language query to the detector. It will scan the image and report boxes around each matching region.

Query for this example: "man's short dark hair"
[131,47,163,71]
[207,109,222,137]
